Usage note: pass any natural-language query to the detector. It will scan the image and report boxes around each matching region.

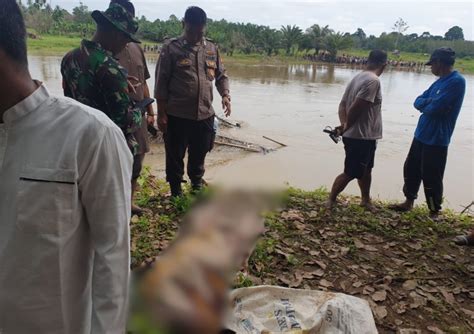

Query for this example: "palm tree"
[324,32,352,61]
[280,25,303,55]
[306,24,333,55]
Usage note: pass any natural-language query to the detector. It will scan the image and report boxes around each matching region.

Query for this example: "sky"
[51,0,473,40]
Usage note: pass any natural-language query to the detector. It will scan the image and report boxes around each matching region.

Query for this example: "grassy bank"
[341,48,474,74]
[27,35,82,55]
[27,35,474,74]
[131,170,473,333]
[26,35,158,55]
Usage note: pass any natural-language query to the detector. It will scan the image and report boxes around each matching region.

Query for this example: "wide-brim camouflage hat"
[91,3,141,43]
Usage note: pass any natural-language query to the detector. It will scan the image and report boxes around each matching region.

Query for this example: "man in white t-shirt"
[326,50,388,210]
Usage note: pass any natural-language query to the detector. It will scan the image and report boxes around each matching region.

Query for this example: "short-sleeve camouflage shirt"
[61,40,142,154]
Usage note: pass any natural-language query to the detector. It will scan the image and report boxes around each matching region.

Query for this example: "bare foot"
[360,201,376,212]
[325,199,336,210]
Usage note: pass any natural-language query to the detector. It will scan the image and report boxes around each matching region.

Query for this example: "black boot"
[191,179,203,193]
[170,182,182,197]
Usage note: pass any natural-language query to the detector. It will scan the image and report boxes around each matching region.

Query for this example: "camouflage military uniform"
[61,40,142,154]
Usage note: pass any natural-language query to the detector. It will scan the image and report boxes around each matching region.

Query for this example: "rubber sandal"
[454,235,474,246]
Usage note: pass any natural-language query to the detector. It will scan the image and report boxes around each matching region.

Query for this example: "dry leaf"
[311,269,325,277]
[352,281,363,288]
[281,210,304,222]
[340,247,350,256]
[403,280,418,291]
[354,239,365,249]
[290,271,304,288]
[314,260,327,270]
[394,302,407,314]
[461,308,474,320]
[372,290,387,302]
[407,242,422,250]
[363,285,375,295]
[278,277,292,286]
[353,238,377,252]
[439,288,455,305]
[293,222,306,231]
[427,326,444,334]
[319,279,334,288]
[374,305,388,319]
[340,281,348,292]
[420,285,438,293]
[364,244,378,252]
[409,292,427,309]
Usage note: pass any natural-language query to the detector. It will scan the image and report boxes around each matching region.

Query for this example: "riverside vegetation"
[21,1,474,72]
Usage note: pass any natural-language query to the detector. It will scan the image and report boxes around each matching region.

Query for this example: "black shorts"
[343,137,377,179]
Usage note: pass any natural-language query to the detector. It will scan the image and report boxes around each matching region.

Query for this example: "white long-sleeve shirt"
[0,83,132,334]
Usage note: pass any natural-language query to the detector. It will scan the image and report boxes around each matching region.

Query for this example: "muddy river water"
[30,55,473,210]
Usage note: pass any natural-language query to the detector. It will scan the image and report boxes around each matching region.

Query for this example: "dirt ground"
[132,175,474,333]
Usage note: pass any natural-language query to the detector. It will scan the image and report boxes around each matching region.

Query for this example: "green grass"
[27,34,160,55]
[27,35,82,55]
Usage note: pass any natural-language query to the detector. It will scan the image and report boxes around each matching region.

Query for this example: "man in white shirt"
[326,50,387,210]
[0,1,132,333]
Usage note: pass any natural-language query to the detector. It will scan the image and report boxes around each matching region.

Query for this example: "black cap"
[426,47,456,66]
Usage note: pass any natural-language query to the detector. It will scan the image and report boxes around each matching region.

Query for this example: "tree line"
[19,1,474,59]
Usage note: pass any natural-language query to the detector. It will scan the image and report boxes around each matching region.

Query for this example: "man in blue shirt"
[390,48,466,216]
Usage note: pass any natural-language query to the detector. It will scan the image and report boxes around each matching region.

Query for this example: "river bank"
[130,172,474,333]
[28,55,473,210]
[27,35,474,73]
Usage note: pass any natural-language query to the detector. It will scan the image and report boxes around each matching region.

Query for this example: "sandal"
[453,235,474,246]
[131,205,145,216]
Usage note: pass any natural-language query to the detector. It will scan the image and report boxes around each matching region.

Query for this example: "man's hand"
[335,125,345,136]
[147,115,155,127]
[157,113,168,134]
[127,76,141,94]
[222,95,232,117]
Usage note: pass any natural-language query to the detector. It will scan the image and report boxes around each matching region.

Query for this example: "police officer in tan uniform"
[155,6,231,197]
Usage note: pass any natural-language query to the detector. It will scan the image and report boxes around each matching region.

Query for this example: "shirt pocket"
[136,64,145,82]
[205,60,217,81]
[16,167,76,236]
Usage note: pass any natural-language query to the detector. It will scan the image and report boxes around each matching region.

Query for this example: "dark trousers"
[403,138,448,212]
[164,115,215,186]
